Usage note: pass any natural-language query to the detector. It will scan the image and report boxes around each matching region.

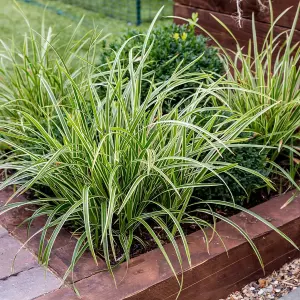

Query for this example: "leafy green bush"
[194,112,269,205]
[99,14,224,110]
[197,145,269,206]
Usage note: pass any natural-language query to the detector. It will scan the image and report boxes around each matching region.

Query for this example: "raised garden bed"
[1,187,299,300]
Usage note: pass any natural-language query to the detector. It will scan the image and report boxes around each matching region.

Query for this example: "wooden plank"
[1,183,300,300]
[174,3,300,51]
[174,0,300,30]
[71,191,300,300]
[175,0,239,14]
[243,0,300,30]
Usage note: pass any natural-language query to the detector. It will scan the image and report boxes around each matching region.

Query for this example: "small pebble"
[225,258,300,300]
[258,289,265,295]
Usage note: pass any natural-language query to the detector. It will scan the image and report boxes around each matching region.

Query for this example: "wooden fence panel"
[174,0,300,50]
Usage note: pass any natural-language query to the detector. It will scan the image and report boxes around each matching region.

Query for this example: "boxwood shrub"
[99,18,224,111]
[193,113,270,206]
[197,146,269,206]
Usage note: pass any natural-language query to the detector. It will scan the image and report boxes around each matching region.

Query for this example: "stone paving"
[0,225,62,300]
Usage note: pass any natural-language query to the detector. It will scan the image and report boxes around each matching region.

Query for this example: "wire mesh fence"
[58,0,173,25]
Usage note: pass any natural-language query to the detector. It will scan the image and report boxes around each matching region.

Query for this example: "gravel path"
[224,258,300,300]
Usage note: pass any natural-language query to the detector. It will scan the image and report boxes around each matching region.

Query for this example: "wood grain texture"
[1,189,300,300]
[174,3,300,51]
[72,191,300,300]
[0,190,300,300]
[175,0,300,30]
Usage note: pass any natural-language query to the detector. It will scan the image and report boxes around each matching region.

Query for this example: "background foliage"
[100,18,224,111]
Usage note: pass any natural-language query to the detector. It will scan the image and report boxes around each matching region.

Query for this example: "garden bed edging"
[0,188,299,300]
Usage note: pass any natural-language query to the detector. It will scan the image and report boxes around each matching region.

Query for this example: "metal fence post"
[136,0,141,25]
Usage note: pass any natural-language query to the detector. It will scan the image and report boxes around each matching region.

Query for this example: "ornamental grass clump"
[182,0,300,187]
[99,13,224,111]
[0,9,297,295]
[0,15,106,148]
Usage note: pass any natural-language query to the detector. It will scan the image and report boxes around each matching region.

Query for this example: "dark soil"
[1,155,298,265]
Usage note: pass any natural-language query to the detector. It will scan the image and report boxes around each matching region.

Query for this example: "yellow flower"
[181,32,187,41]
[173,33,180,40]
